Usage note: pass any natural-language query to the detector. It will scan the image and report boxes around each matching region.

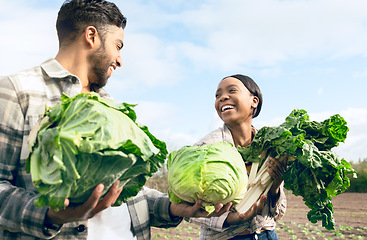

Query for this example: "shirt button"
[76,224,86,232]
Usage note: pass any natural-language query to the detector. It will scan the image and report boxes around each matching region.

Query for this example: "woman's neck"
[227,122,253,148]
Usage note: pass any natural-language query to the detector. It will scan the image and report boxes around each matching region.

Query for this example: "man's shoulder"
[7,64,43,78]
[1,58,63,87]
[0,66,42,86]
[1,64,45,91]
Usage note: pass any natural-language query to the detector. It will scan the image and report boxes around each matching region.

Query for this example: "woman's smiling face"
[215,77,259,125]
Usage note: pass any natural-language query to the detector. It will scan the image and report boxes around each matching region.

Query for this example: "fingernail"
[97,184,104,192]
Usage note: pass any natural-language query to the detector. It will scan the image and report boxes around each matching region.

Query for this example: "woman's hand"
[45,180,123,225]
[266,155,288,204]
[170,200,233,218]
[224,195,267,226]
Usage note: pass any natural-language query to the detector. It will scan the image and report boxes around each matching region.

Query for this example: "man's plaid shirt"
[0,58,181,239]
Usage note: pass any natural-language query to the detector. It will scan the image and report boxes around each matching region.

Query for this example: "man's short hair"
[56,0,127,47]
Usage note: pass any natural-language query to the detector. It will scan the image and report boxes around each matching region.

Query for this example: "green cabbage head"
[26,92,167,210]
[167,142,248,213]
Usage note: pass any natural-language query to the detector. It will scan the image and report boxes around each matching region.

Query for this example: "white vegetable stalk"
[235,154,273,214]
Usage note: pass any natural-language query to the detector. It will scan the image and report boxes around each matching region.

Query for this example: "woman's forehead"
[217,77,245,89]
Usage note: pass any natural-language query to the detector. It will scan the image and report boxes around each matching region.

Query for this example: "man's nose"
[116,55,122,67]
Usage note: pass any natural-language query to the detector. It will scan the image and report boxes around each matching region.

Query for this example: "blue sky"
[1,0,366,162]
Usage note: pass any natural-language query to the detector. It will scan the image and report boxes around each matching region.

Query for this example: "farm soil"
[151,192,367,239]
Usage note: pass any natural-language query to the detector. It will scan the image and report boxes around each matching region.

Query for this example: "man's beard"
[87,41,112,90]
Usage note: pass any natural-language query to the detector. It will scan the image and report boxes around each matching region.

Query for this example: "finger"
[192,199,203,213]
[239,201,258,220]
[266,162,281,179]
[108,180,123,204]
[92,181,122,214]
[239,195,267,221]
[277,155,288,172]
[194,200,217,218]
[64,198,70,208]
[214,203,223,212]
[238,204,256,220]
[81,184,104,213]
[210,202,232,217]
[256,195,267,214]
[269,164,282,179]
[269,157,283,170]
[223,202,233,212]
[267,158,284,178]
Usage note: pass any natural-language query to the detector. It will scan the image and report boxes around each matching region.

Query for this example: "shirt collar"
[40,58,79,83]
[222,124,235,145]
[40,58,111,98]
[223,123,258,144]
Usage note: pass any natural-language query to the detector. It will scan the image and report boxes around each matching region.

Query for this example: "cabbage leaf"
[26,92,167,210]
[167,142,248,213]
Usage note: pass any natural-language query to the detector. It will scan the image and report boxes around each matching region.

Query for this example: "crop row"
[151,221,367,240]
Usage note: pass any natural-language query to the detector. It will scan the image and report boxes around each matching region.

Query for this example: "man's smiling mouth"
[109,64,116,73]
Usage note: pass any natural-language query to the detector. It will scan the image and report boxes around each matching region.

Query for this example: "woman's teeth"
[222,105,234,112]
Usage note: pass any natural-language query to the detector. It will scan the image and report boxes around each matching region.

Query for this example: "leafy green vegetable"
[237,109,356,230]
[167,142,248,213]
[26,92,167,210]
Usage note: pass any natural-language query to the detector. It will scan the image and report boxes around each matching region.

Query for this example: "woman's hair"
[56,0,127,47]
[223,74,263,118]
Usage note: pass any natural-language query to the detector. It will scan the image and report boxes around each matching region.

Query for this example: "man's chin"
[90,81,107,91]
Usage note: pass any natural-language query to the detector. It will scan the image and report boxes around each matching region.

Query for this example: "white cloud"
[0,2,58,75]
[157,129,198,152]
[116,33,185,87]
[123,100,200,151]
[160,107,367,162]
[2,0,367,86]
[0,0,365,163]
[337,108,367,161]
[176,0,367,69]
[132,101,179,127]
[353,67,367,78]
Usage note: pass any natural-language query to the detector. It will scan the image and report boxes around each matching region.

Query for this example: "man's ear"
[84,26,100,48]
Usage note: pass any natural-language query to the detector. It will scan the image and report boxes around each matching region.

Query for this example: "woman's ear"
[84,26,100,48]
[251,96,259,109]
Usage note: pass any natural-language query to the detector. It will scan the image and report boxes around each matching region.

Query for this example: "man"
[0,1,262,239]
[0,0,233,240]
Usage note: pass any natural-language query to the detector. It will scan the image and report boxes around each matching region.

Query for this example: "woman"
[189,74,287,240]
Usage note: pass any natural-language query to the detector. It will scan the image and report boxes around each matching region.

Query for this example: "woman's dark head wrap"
[223,74,263,118]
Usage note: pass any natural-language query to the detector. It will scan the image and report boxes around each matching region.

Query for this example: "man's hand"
[45,180,123,225]
[224,194,267,226]
[170,200,233,218]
